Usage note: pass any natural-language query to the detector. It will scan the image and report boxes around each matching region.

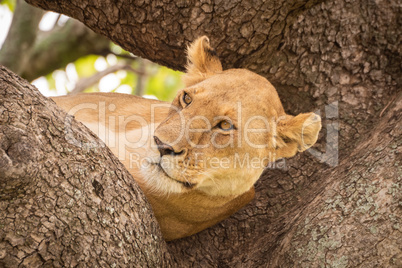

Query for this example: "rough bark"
[25,0,323,73]
[0,0,400,267]
[0,66,172,267]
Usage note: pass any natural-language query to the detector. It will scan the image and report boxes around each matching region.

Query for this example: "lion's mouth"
[155,163,196,189]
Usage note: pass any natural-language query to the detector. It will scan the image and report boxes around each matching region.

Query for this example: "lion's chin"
[140,162,197,194]
[170,177,197,189]
[157,163,197,189]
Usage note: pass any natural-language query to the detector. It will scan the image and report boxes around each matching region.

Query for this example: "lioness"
[53,36,321,241]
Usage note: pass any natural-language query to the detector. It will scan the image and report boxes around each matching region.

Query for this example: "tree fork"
[0,0,399,266]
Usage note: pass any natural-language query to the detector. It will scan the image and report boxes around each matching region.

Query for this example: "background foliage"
[0,0,183,101]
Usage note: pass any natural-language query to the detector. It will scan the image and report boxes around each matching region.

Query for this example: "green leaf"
[1,0,16,12]
[74,55,98,78]
[145,66,183,101]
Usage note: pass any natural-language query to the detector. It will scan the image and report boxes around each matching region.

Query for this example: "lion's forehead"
[184,72,283,118]
[184,94,278,123]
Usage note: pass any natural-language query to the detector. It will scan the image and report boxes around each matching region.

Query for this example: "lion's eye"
[183,93,192,105]
[218,121,233,131]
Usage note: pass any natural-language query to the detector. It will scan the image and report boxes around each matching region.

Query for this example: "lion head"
[142,36,321,197]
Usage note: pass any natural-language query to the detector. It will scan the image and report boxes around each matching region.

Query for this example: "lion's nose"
[153,136,184,157]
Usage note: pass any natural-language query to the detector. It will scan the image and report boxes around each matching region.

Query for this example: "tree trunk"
[0,66,172,267]
[0,0,400,266]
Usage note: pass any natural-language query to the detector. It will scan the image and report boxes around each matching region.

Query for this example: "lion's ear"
[275,113,321,158]
[183,36,223,87]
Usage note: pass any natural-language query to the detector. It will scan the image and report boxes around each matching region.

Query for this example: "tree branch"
[25,0,324,73]
[0,0,44,74]
[21,18,110,81]
[0,1,112,82]
[69,63,146,94]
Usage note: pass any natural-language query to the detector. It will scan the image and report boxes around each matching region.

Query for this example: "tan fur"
[52,36,321,241]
